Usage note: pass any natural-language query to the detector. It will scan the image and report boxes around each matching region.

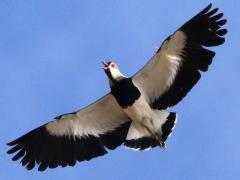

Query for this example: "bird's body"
[124,94,154,126]
[108,74,176,149]
[7,4,227,171]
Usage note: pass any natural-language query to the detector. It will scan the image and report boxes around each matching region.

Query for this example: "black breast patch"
[111,78,141,109]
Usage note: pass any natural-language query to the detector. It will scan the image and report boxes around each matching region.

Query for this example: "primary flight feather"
[7,4,227,171]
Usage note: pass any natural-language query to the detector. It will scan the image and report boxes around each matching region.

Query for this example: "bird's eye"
[111,64,116,68]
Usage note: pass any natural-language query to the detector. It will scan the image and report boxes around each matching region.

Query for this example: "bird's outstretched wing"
[7,94,131,171]
[133,4,227,110]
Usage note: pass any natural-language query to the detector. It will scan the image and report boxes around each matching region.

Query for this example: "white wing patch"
[46,94,129,137]
[133,31,186,104]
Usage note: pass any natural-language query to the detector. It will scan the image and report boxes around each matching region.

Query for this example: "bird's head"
[102,61,126,85]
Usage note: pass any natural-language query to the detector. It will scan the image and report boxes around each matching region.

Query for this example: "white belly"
[123,96,172,142]
[123,96,155,125]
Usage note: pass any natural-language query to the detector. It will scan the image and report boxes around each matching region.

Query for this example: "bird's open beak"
[101,61,109,69]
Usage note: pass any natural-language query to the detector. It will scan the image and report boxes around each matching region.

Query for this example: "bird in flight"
[7,4,227,171]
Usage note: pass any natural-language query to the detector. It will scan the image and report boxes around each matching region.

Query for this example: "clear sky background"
[1,0,239,179]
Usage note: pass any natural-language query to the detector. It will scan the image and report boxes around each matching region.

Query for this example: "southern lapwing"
[7,4,227,171]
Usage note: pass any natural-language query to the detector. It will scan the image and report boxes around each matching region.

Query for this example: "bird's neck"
[109,75,126,87]
[111,70,126,81]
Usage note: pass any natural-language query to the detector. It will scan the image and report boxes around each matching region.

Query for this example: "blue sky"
[1,0,239,179]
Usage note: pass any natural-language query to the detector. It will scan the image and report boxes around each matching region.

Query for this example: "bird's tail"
[124,111,178,151]
[159,112,178,148]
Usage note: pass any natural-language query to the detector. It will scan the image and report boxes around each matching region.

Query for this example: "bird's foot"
[141,123,167,150]
[154,133,167,149]
[159,141,167,149]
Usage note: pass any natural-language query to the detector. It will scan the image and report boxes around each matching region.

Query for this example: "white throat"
[109,67,126,81]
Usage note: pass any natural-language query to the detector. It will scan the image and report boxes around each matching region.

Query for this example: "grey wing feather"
[7,94,131,171]
[133,3,227,109]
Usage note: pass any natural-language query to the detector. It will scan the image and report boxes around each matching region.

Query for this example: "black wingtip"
[7,139,18,146]
[26,161,36,171]
[7,144,21,154]
[38,162,48,172]
[217,29,228,36]
[12,149,25,161]
[208,3,213,7]
[218,19,227,26]
[200,3,213,15]
[211,13,224,21]
[7,149,12,154]
[206,7,219,17]
[206,3,213,10]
